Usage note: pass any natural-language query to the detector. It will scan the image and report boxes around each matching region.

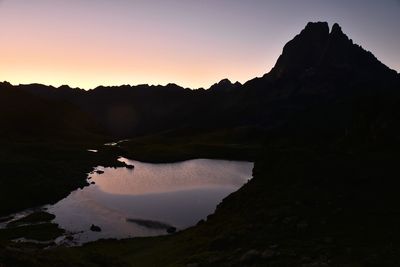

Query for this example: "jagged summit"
[209,79,241,91]
[331,23,343,35]
[269,22,396,80]
[302,21,329,37]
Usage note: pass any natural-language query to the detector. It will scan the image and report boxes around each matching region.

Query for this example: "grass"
[116,127,262,163]
[6,212,56,228]
[0,223,64,242]
[0,140,125,217]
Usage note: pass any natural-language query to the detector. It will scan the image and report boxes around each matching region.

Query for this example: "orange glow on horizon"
[0,0,279,90]
[1,1,398,90]
[0,28,276,90]
[0,58,274,90]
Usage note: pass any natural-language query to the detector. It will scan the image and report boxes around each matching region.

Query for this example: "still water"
[47,158,253,244]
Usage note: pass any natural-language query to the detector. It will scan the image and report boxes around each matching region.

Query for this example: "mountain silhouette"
[269,22,396,80]
[1,22,399,141]
[209,79,242,91]
[0,82,102,141]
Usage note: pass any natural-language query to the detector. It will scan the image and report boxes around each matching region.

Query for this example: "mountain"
[269,22,396,80]
[236,22,400,143]
[3,22,399,142]
[208,79,242,91]
[0,82,103,142]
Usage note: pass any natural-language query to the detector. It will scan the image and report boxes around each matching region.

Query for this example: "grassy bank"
[0,139,126,217]
[115,127,264,163]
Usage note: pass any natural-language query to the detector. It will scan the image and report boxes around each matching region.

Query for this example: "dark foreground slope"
[1,22,400,266]
[0,83,126,216]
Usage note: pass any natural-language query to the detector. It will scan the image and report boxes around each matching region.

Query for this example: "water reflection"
[47,158,253,244]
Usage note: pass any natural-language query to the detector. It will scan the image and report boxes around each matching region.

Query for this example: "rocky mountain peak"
[268,22,395,80]
[329,23,350,43]
[209,79,242,91]
[330,23,342,35]
[303,21,330,37]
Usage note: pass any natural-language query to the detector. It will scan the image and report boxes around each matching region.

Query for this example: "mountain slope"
[0,82,104,142]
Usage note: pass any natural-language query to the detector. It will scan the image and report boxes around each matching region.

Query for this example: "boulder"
[240,249,261,263]
[166,227,177,234]
[90,224,102,232]
[126,164,135,170]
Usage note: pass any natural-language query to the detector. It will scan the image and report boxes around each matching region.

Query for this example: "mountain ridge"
[2,23,398,93]
[1,21,399,138]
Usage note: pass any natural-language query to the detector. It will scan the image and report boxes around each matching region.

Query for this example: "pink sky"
[0,0,399,89]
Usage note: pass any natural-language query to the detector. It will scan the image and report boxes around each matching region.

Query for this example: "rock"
[66,235,74,241]
[6,211,55,228]
[196,219,205,226]
[270,217,279,223]
[331,23,345,38]
[297,220,309,230]
[270,22,330,79]
[332,207,343,214]
[283,216,298,224]
[95,170,104,174]
[261,248,275,259]
[240,249,261,263]
[209,78,241,92]
[90,182,95,185]
[207,255,223,264]
[0,216,14,223]
[126,164,134,169]
[302,261,329,267]
[269,244,279,249]
[90,224,102,232]
[166,227,176,234]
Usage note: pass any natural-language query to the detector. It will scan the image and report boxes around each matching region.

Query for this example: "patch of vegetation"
[117,127,263,163]
[126,218,175,231]
[0,140,125,217]
[0,216,14,223]
[0,223,64,242]
[7,212,56,228]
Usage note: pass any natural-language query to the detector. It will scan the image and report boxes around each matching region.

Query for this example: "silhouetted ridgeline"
[0,82,103,141]
[1,22,399,143]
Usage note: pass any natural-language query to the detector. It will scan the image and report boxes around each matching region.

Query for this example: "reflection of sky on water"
[47,158,253,244]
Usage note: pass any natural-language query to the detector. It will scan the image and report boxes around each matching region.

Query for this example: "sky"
[0,0,399,89]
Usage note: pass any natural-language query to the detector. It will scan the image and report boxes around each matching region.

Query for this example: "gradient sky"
[0,0,399,89]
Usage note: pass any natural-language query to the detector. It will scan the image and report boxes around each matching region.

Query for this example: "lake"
[47,157,253,245]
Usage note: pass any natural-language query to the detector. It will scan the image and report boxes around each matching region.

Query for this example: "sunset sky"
[0,0,399,89]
